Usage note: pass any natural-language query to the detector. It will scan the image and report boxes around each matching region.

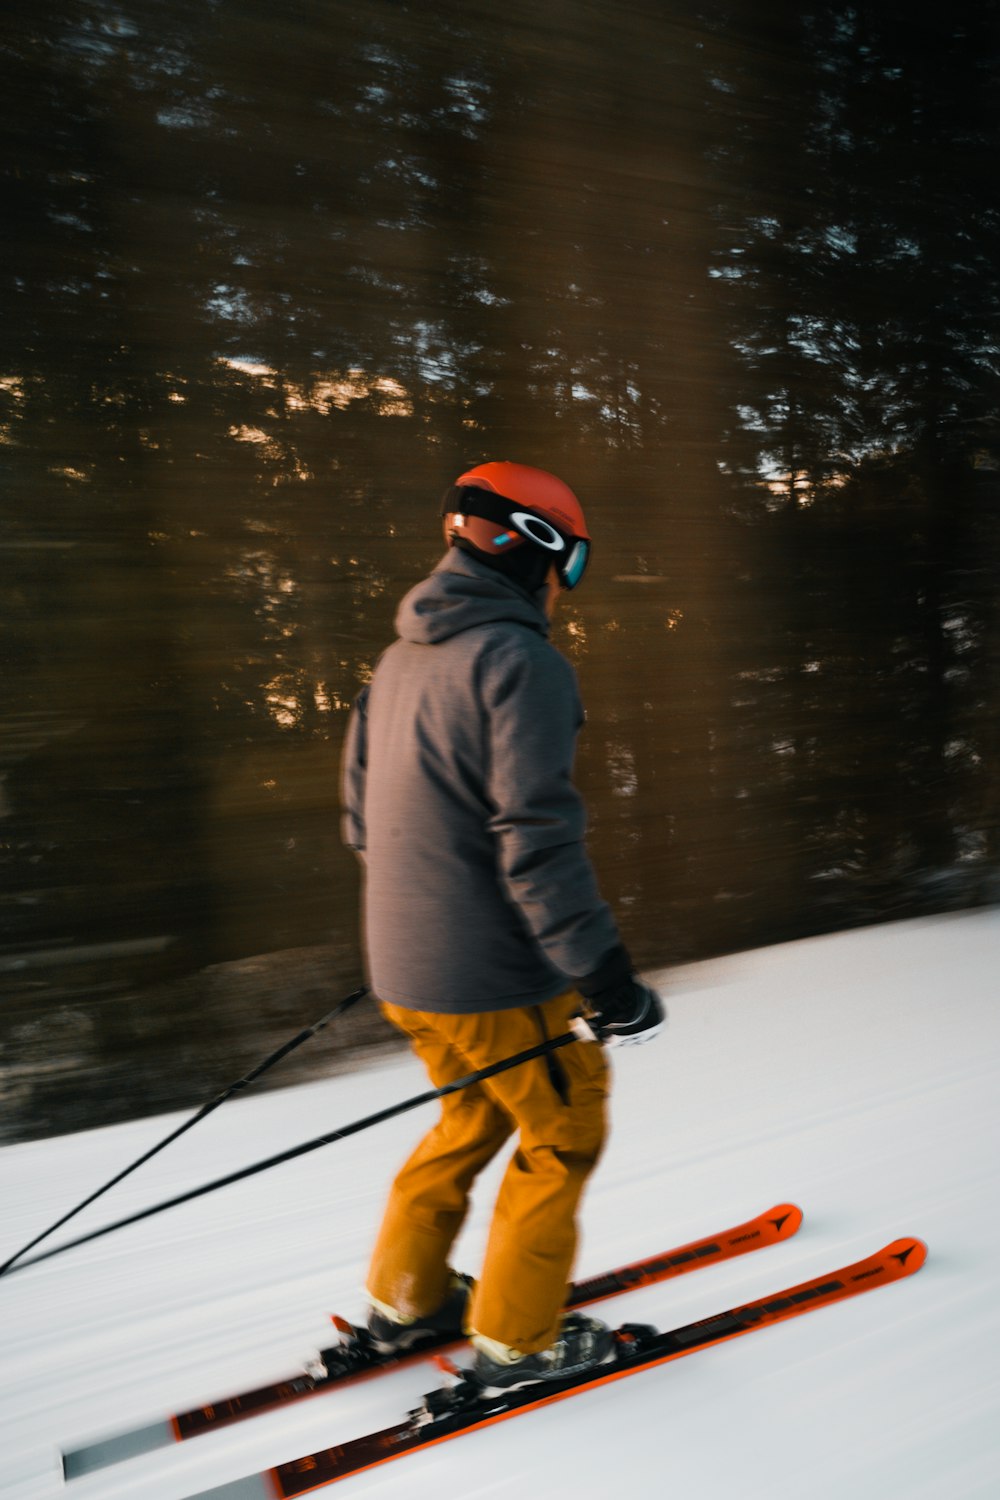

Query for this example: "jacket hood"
[395,548,551,645]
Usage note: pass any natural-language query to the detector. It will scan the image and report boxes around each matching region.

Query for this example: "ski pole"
[0,985,369,1277]
[3,1029,578,1276]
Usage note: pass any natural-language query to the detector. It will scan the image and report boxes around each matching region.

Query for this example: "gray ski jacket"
[340,547,621,1014]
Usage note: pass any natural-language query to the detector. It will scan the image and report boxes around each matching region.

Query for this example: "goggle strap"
[440,485,513,524]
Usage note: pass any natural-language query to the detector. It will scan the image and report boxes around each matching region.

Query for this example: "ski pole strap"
[0,986,370,1277]
[4,1028,578,1276]
[532,1004,571,1105]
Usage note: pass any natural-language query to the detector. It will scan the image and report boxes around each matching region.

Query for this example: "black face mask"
[450,534,553,595]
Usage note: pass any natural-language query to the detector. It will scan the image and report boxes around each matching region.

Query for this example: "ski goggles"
[442,485,591,591]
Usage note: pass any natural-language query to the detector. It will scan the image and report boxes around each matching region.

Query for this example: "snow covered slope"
[1,908,997,1500]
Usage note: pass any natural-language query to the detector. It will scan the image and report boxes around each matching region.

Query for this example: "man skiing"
[341,460,664,1394]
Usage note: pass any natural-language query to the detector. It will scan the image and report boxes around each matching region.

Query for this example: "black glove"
[572,947,667,1048]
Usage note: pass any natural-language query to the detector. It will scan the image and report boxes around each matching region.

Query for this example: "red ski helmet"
[442,461,591,591]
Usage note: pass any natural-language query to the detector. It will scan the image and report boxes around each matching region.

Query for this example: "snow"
[1,907,998,1500]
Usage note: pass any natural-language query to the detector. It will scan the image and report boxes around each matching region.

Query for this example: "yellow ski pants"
[366,988,609,1354]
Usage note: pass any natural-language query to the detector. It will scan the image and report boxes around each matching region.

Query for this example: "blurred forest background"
[2,0,999,1141]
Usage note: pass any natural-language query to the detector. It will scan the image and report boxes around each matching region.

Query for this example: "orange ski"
[62,1202,800,1479]
[186,1236,925,1499]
